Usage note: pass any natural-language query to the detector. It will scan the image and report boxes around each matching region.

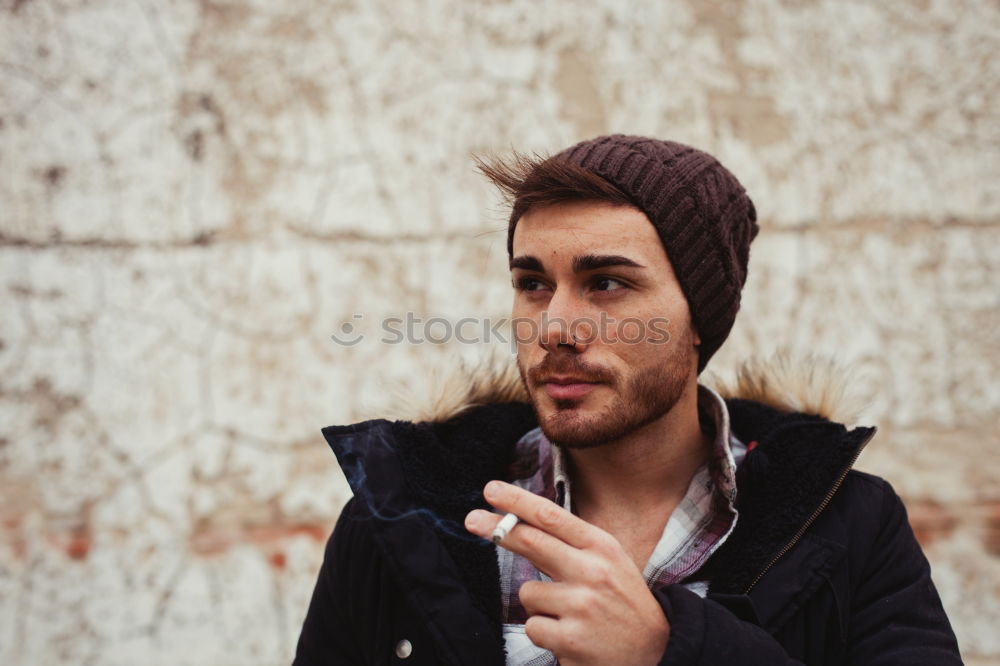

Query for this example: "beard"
[517,338,693,449]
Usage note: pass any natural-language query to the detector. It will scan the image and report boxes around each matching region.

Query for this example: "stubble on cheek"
[516,331,694,449]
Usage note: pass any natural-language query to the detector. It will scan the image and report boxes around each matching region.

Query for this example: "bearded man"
[293,135,962,665]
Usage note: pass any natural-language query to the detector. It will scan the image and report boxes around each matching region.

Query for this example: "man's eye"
[593,276,627,292]
[514,276,546,291]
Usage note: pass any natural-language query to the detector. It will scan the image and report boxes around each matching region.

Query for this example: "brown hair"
[474,152,635,228]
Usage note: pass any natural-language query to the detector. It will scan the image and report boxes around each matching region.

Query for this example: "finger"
[483,481,609,551]
[518,580,578,619]
[466,509,579,580]
[464,508,502,538]
[524,615,562,653]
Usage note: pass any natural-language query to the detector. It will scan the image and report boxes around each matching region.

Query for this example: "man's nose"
[538,290,595,353]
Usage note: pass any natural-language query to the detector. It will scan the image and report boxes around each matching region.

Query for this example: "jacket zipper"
[744,427,878,594]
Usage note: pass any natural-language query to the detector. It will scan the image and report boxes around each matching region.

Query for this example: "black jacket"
[294,370,962,665]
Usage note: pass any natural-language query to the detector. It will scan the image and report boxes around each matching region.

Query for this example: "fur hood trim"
[706,351,866,426]
[388,355,528,424]
[395,351,866,427]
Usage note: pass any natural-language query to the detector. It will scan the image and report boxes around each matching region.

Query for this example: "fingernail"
[484,481,501,500]
[465,511,481,530]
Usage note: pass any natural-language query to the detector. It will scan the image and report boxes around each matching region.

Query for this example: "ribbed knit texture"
[507,134,759,373]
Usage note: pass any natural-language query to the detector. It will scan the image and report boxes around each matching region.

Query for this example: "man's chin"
[531,390,596,419]
[530,386,672,449]
[534,402,610,449]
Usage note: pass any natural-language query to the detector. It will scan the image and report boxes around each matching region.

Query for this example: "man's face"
[510,200,700,448]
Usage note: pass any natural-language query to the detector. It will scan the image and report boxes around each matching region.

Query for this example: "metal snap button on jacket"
[394,639,412,659]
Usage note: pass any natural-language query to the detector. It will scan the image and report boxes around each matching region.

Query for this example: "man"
[294,135,962,665]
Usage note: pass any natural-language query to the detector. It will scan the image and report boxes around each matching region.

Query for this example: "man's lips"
[541,376,601,400]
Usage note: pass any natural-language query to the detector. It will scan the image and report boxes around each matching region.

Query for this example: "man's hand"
[464,480,670,666]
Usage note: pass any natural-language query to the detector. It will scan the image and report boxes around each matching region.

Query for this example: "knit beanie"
[506,134,759,374]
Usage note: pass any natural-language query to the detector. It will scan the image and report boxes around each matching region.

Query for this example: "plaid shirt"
[498,384,747,665]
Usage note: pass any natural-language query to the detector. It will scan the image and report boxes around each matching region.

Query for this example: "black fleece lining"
[392,402,538,638]
[705,399,875,595]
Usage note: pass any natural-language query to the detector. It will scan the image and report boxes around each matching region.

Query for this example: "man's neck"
[565,380,711,531]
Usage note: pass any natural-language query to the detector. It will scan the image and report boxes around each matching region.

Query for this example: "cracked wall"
[1,1,998,664]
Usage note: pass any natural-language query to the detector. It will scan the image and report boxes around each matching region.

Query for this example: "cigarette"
[491,512,520,545]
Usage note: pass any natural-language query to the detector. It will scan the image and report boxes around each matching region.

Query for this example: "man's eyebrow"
[572,254,645,272]
[509,254,646,273]
[509,255,545,272]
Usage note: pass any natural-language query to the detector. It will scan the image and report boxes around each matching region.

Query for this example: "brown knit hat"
[507,134,759,373]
